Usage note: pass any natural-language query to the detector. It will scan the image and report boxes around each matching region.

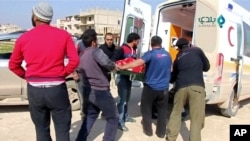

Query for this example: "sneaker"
[118,124,129,132]
[125,117,136,122]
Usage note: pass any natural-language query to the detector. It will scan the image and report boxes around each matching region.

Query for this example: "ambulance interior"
[160,2,196,60]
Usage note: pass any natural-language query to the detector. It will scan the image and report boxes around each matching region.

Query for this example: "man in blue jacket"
[118,36,172,138]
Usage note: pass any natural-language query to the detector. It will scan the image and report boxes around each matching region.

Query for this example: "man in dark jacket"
[76,29,118,141]
[99,33,116,119]
[99,33,116,82]
[166,38,210,141]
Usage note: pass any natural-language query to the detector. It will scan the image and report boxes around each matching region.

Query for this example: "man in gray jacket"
[76,29,119,141]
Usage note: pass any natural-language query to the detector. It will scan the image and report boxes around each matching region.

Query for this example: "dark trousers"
[141,84,168,135]
[117,75,132,126]
[76,87,118,141]
[27,83,72,141]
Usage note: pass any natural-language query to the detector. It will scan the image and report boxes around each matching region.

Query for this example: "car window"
[0,39,15,59]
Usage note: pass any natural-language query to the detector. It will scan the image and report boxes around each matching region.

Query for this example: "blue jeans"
[76,87,118,141]
[117,75,132,126]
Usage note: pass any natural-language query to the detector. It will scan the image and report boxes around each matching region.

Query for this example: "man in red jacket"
[8,2,79,141]
[113,32,140,131]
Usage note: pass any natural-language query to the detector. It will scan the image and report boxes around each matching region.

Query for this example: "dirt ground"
[0,87,250,141]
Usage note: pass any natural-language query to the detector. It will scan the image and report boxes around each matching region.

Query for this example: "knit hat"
[32,2,53,22]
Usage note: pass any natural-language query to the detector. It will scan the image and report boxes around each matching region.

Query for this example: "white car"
[0,31,81,111]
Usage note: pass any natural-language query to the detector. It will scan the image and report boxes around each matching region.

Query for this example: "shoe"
[141,121,153,136]
[143,130,153,136]
[125,117,136,122]
[118,124,129,132]
[156,133,165,138]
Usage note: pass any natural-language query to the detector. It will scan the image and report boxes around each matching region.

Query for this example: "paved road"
[0,87,250,141]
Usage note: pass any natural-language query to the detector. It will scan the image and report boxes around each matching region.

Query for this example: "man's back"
[11,24,78,78]
[172,47,210,90]
[142,48,172,90]
[8,3,79,141]
[76,39,85,55]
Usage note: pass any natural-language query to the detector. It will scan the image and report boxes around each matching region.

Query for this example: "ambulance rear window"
[243,22,250,57]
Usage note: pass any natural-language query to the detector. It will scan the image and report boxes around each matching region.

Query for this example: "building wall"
[56,8,123,39]
[0,24,22,34]
[56,15,83,36]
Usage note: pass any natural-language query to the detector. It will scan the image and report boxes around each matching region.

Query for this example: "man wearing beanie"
[166,38,210,141]
[9,2,79,141]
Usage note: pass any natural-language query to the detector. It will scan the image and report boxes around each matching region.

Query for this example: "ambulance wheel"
[220,90,239,117]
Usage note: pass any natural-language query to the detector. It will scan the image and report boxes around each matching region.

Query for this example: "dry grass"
[0,41,14,53]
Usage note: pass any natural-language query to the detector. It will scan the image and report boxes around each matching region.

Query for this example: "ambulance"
[120,0,250,117]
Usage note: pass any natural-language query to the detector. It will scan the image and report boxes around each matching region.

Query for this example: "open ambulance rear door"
[120,0,152,57]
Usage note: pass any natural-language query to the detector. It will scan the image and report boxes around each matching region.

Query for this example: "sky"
[0,0,249,30]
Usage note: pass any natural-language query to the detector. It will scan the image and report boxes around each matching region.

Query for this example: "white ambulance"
[120,0,250,117]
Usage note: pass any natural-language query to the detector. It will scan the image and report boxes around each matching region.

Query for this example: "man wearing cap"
[166,38,210,141]
[9,2,79,141]
[118,36,172,138]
